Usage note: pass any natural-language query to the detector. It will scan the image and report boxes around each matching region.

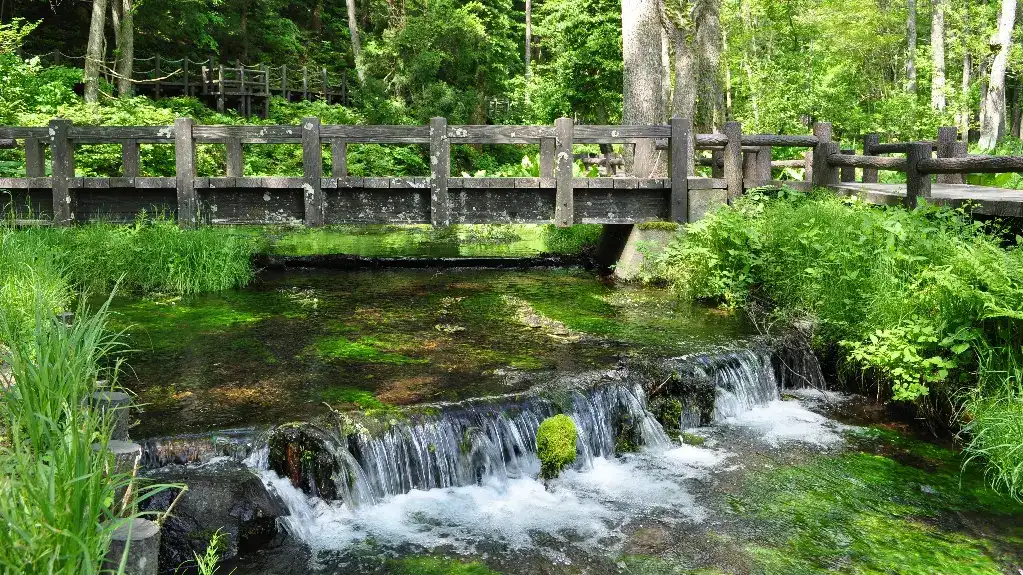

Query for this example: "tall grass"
[657,189,1023,498]
[0,293,161,573]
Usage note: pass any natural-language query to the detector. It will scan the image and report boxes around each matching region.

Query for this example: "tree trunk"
[930,0,945,110]
[959,51,972,134]
[694,0,724,131]
[1012,80,1022,137]
[661,7,696,124]
[347,0,364,82]
[115,0,133,97]
[622,0,666,177]
[980,0,1017,149]
[84,0,109,103]
[906,0,917,93]
[525,0,531,78]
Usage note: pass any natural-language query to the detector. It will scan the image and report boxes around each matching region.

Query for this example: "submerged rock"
[141,459,288,570]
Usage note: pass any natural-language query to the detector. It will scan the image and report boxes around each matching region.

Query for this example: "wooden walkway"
[830,182,1023,217]
[4,117,1023,228]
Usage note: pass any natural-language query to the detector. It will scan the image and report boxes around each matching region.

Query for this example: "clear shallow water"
[109,268,751,437]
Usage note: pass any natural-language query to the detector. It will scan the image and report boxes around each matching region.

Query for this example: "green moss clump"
[313,336,427,365]
[536,414,578,479]
[387,556,501,575]
[637,221,681,232]
[318,387,386,410]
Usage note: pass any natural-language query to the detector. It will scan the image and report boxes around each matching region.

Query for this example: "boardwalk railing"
[3,118,1022,228]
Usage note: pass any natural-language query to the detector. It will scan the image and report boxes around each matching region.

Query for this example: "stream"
[108,265,1023,575]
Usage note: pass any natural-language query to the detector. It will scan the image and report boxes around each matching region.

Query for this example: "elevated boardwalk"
[3,117,1023,228]
[830,182,1023,218]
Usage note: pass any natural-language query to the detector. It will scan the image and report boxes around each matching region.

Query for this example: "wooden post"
[216,65,225,113]
[24,137,45,177]
[281,64,288,99]
[811,122,836,187]
[862,133,880,183]
[122,139,140,178]
[183,56,190,96]
[331,139,348,177]
[711,150,724,178]
[554,117,574,227]
[302,66,308,100]
[262,64,270,118]
[104,518,160,575]
[935,126,963,184]
[905,141,932,209]
[742,149,757,184]
[301,117,324,227]
[951,141,967,184]
[429,117,450,226]
[322,68,329,101]
[755,146,772,183]
[49,119,73,226]
[154,55,162,98]
[226,138,243,177]
[803,150,812,182]
[174,118,197,228]
[539,137,556,187]
[723,121,743,201]
[840,148,855,182]
[669,116,692,223]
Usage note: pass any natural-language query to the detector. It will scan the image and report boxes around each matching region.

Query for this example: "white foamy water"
[721,398,853,447]
[262,442,732,559]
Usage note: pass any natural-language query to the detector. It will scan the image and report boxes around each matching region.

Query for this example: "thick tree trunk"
[347,0,364,82]
[313,0,322,34]
[84,0,109,103]
[115,0,133,97]
[980,0,1017,149]
[694,0,724,131]
[930,0,945,110]
[622,0,666,177]
[906,0,917,93]
[1012,80,1022,137]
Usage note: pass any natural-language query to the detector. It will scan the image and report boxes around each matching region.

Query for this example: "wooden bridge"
[32,52,350,117]
[2,118,1023,228]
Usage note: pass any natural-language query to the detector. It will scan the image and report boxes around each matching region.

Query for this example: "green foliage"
[963,346,1023,500]
[540,224,602,254]
[192,528,229,575]
[536,413,578,479]
[657,190,1023,495]
[0,296,164,574]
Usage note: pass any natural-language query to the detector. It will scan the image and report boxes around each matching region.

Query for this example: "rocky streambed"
[112,268,1023,574]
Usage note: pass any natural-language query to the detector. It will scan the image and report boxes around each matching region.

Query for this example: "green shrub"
[656,189,1023,497]
[536,413,578,479]
[540,224,602,254]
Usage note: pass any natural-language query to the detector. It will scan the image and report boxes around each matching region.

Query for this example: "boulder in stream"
[141,459,288,570]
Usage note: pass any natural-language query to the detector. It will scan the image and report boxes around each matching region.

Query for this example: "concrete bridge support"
[595,223,680,281]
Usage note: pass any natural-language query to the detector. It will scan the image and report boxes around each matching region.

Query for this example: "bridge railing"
[0,117,835,227]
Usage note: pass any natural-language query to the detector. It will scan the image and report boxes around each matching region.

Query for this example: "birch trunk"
[930,0,945,110]
[980,0,1017,149]
[347,0,365,82]
[84,0,109,103]
[906,0,917,93]
[622,0,666,177]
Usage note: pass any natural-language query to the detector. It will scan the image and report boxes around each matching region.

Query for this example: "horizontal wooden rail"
[741,134,819,147]
[870,141,938,154]
[827,153,907,171]
[917,155,1023,174]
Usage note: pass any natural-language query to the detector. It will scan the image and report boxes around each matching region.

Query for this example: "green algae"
[318,387,387,409]
[387,556,502,575]
[312,336,428,365]
[732,427,1023,575]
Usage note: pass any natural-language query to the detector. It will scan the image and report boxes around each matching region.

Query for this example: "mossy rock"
[267,422,343,500]
[681,432,706,446]
[536,414,578,479]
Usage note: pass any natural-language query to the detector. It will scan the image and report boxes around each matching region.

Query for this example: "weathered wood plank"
[225,138,243,177]
[174,118,197,228]
[539,137,556,188]
[430,117,450,226]
[918,155,1023,174]
[696,133,729,147]
[122,140,140,178]
[811,123,837,186]
[935,126,961,184]
[301,117,324,226]
[827,153,907,171]
[192,125,302,143]
[331,138,347,177]
[688,177,727,189]
[862,133,880,183]
[49,119,73,226]
[319,124,431,144]
[905,142,932,208]
[741,134,818,147]
[555,117,574,227]
[670,117,692,223]
[25,138,45,177]
[574,124,669,143]
[69,126,174,142]
[0,127,49,139]
[446,125,555,143]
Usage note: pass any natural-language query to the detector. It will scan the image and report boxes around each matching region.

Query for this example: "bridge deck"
[830,182,1023,218]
